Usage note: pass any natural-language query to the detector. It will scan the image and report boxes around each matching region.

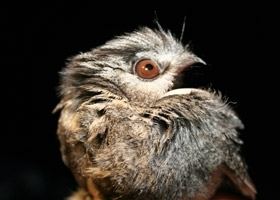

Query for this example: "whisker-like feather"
[180,16,187,42]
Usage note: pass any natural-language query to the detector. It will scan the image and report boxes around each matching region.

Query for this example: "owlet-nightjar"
[55,27,256,200]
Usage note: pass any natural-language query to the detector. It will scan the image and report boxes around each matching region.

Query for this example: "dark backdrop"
[1,3,272,200]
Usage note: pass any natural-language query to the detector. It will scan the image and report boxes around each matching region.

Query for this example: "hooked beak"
[167,55,207,94]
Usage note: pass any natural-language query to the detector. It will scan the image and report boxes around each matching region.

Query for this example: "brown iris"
[135,59,160,79]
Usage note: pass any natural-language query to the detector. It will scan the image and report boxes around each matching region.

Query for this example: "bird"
[55,27,256,200]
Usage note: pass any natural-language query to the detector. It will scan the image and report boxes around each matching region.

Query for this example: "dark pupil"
[145,64,154,71]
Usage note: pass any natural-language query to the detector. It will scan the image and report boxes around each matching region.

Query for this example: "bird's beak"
[165,55,207,94]
[162,88,206,98]
[175,55,206,75]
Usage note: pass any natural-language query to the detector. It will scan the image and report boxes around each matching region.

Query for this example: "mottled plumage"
[55,28,256,200]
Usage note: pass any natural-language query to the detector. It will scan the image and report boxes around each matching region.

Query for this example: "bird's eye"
[135,59,160,79]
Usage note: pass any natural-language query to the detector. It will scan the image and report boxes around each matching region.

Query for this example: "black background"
[1,2,273,200]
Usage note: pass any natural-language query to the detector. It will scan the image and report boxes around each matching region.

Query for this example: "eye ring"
[134,59,160,79]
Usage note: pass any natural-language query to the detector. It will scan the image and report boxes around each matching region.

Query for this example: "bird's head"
[61,27,205,105]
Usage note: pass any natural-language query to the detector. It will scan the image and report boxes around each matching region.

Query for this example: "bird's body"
[56,28,256,200]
